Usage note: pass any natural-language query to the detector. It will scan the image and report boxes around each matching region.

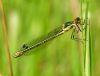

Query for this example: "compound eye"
[22,44,28,49]
[76,17,80,21]
[75,17,81,24]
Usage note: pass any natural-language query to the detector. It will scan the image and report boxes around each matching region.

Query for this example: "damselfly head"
[74,17,81,24]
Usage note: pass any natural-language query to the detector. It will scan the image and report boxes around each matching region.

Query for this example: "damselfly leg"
[71,28,83,41]
[70,17,85,41]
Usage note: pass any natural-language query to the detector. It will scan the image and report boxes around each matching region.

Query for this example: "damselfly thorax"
[14,17,82,58]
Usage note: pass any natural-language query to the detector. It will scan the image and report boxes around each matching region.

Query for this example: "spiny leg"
[71,29,75,40]
[71,28,85,42]
[71,29,81,41]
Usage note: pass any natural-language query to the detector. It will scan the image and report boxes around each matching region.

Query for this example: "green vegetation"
[0,0,99,76]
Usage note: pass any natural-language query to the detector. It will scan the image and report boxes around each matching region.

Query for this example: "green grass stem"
[81,0,91,76]
[0,0,13,76]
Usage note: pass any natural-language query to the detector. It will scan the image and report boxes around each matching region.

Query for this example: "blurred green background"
[0,0,99,76]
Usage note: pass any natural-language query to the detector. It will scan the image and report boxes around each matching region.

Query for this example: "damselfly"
[14,17,82,58]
